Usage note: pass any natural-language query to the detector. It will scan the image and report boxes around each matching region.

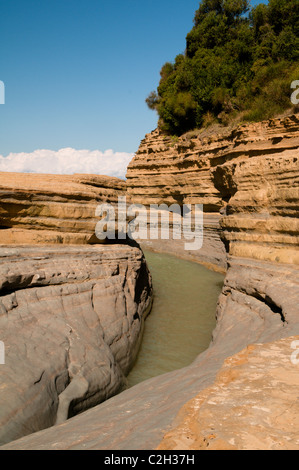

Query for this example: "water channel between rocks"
[127,250,225,388]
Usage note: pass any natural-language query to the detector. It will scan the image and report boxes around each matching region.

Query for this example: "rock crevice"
[1,114,299,450]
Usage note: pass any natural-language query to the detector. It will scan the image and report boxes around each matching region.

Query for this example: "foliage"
[146,0,299,134]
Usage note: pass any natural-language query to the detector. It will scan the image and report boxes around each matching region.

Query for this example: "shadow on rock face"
[87,233,140,249]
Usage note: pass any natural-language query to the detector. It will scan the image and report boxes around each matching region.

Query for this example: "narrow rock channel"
[127,250,224,387]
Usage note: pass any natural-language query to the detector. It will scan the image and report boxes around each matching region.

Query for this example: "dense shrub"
[147,0,299,134]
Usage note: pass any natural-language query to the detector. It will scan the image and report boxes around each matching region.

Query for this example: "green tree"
[146,0,299,135]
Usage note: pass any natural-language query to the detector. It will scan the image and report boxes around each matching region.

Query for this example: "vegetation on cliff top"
[146,0,299,135]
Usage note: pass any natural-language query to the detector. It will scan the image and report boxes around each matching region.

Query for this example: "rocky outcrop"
[139,212,226,273]
[0,245,152,445]
[212,116,299,266]
[126,128,222,209]
[1,115,299,450]
[126,129,227,270]
[2,259,298,450]
[0,170,153,445]
[0,172,126,245]
[126,115,299,270]
[158,336,299,451]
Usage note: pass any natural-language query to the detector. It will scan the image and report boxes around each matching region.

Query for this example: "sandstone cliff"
[126,114,299,270]
[158,336,299,450]
[2,115,298,450]
[0,245,152,446]
[212,116,299,266]
[0,172,126,245]
[126,128,227,270]
[0,173,153,445]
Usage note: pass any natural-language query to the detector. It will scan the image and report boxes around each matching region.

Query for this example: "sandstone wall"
[0,172,126,245]
[158,336,299,450]
[0,172,153,445]
[3,115,299,450]
[126,128,227,269]
[212,116,299,266]
[0,245,152,445]
[2,265,298,450]
[126,115,299,270]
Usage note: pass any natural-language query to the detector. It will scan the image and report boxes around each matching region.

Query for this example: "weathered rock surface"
[0,245,152,445]
[2,254,298,451]
[212,117,299,266]
[126,129,227,270]
[1,115,299,450]
[139,212,226,273]
[127,115,299,270]
[0,172,126,245]
[158,336,299,451]
[126,128,222,209]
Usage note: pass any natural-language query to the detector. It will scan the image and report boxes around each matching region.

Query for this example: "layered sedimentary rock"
[2,259,298,450]
[158,337,299,451]
[0,245,152,445]
[212,116,299,266]
[126,128,222,209]
[126,129,226,270]
[0,172,126,245]
[127,115,299,270]
[0,171,153,445]
[2,114,299,450]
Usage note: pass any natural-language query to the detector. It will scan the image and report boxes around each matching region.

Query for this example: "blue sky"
[0,0,265,177]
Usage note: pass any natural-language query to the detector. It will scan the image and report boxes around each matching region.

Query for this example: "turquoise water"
[127,250,224,387]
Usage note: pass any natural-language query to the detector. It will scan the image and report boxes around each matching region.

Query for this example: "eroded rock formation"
[0,172,152,445]
[0,245,152,445]
[1,114,299,450]
[212,116,299,266]
[126,115,299,270]
[0,172,126,245]
[158,336,299,450]
[2,274,298,450]
[126,128,227,270]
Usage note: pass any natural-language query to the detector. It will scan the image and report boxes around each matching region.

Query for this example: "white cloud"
[0,148,134,180]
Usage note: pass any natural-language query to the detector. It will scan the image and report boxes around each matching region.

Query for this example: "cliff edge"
[2,115,298,450]
[0,174,152,445]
